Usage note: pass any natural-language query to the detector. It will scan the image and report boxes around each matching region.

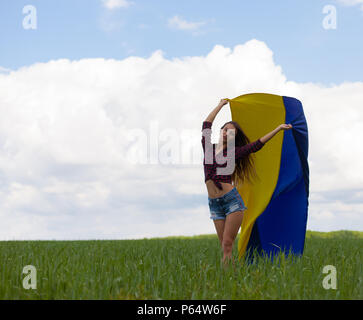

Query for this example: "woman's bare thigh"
[213,219,225,245]
[223,210,244,244]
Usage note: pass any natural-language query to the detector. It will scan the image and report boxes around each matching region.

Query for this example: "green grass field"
[0,230,362,299]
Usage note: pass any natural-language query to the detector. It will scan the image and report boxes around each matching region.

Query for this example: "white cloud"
[335,0,363,11]
[0,39,362,239]
[168,15,208,35]
[98,0,133,31]
[102,0,134,10]
[0,66,12,74]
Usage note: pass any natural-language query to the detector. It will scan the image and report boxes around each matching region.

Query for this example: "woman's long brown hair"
[221,121,261,188]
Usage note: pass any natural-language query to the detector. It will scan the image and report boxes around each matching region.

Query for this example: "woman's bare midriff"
[205,180,234,199]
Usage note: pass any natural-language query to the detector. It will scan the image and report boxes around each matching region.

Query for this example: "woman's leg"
[222,210,244,266]
[213,219,225,247]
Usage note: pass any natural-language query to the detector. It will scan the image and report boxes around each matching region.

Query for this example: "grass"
[0,230,362,299]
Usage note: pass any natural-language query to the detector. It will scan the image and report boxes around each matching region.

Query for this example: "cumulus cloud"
[102,0,134,10]
[0,39,362,239]
[335,0,363,11]
[99,0,134,31]
[168,15,208,35]
[0,66,12,74]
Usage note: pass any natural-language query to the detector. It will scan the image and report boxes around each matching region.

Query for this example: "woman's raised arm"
[204,99,229,123]
[259,123,293,144]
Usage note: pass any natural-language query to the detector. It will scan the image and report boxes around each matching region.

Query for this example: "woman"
[201,98,293,267]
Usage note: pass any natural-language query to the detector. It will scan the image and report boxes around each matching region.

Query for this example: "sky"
[0,0,362,239]
[1,0,363,83]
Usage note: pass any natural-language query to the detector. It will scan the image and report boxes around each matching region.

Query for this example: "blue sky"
[1,0,362,84]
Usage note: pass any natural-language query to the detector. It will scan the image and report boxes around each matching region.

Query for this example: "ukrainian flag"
[226,93,309,261]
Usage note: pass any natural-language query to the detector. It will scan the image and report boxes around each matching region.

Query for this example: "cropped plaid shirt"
[201,121,265,190]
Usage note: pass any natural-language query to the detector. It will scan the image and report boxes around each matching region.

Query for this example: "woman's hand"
[260,123,293,145]
[205,99,229,123]
[218,99,229,107]
[278,123,293,130]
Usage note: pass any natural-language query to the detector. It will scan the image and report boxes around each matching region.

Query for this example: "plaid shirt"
[201,121,265,190]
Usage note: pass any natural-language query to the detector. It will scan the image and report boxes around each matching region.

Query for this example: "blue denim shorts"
[208,187,247,220]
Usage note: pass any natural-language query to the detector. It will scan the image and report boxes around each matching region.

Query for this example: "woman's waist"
[206,180,235,198]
